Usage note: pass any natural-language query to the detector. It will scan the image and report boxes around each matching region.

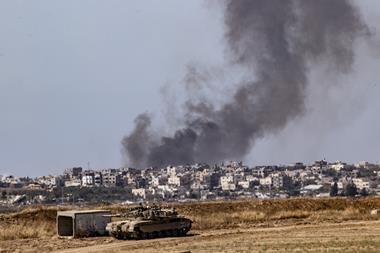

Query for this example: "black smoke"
[122,0,370,168]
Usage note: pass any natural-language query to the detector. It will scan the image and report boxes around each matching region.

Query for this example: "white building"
[65,179,81,187]
[222,183,236,191]
[151,177,160,187]
[355,161,369,168]
[220,176,233,185]
[238,181,250,189]
[167,166,177,176]
[330,161,347,171]
[352,178,370,190]
[157,185,171,192]
[37,176,57,187]
[168,176,181,187]
[260,177,272,186]
[132,188,146,199]
[82,174,94,187]
[220,176,234,190]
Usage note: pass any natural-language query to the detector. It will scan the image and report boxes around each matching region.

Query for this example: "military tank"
[105,205,192,240]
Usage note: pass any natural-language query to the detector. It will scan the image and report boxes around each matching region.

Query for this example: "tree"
[344,182,357,197]
[360,188,369,197]
[330,182,338,197]
[324,168,338,178]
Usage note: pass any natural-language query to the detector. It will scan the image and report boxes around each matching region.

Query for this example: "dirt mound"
[173,197,380,229]
[177,197,380,214]
[2,197,380,240]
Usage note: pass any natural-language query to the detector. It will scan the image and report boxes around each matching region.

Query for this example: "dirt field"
[3,220,379,253]
[2,198,380,252]
[60,221,380,253]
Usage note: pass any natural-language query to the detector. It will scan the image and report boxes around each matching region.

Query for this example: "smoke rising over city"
[122,0,370,168]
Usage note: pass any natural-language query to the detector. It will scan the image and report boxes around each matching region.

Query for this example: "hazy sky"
[0,0,379,177]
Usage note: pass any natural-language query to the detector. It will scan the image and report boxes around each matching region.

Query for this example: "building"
[221,183,236,191]
[260,177,272,186]
[167,166,177,176]
[168,176,181,187]
[352,178,370,190]
[132,188,146,199]
[25,183,43,190]
[220,176,234,190]
[237,181,250,189]
[65,179,81,187]
[36,176,57,188]
[82,172,94,187]
[65,167,83,178]
[102,173,120,187]
[330,161,347,171]
[272,175,283,189]
[94,172,102,186]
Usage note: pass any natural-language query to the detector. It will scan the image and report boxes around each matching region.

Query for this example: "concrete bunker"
[57,210,111,237]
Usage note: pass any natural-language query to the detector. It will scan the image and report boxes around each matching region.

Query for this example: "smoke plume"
[122,0,370,168]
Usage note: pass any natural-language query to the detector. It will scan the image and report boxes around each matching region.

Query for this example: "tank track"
[112,227,190,240]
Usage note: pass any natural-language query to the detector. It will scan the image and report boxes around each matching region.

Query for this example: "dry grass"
[0,206,62,240]
[173,197,380,229]
[0,220,54,240]
[1,197,380,241]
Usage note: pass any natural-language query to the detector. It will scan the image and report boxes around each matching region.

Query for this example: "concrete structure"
[102,173,117,187]
[57,210,111,237]
[167,166,177,176]
[82,172,94,186]
[222,183,236,191]
[94,172,102,186]
[272,174,284,189]
[353,178,370,190]
[168,175,181,187]
[65,167,83,177]
[132,188,146,199]
[238,181,250,189]
[330,161,347,171]
[260,177,272,186]
[64,179,81,187]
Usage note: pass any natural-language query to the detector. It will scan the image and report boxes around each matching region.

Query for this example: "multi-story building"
[272,174,284,189]
[220,175,235,191]
[260,177,272,186]
[168,175,181,187]
[82,172,94,187]
[65,179,81,187]
[328,161,346,171]
[94,172,102,186]
[64,167,82,178]
[102,172,121,187]
[132,188,146,199]
[352,178,370,190]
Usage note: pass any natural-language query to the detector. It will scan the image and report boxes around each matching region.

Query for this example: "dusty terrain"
[2,197,380,252]
[3,220,380,253]
[58,221,380,253]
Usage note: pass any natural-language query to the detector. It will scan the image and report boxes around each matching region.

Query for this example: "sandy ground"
[3,220,378,253]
